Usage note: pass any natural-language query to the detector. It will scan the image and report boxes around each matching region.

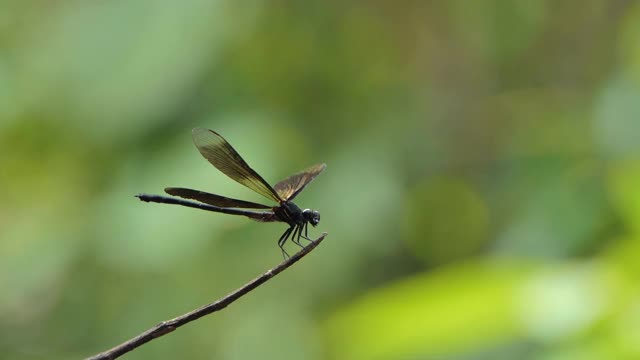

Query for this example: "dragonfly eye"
[303,209,320,226]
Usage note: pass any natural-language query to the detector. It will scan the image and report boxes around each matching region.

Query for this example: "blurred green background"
[2,1,640,359]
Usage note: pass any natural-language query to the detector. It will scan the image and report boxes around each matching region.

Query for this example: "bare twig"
[85,233,327,360]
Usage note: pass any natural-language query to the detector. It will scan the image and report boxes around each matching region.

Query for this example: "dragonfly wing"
[191,128,282,203]
[165,187,272,209]
[273,163,326,201]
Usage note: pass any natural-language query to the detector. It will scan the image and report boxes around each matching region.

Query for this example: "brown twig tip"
[85,233,327,360]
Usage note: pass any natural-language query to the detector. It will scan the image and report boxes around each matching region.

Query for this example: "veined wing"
[192,128,282,204]
[273,163,326,201]
[165,187,272,209]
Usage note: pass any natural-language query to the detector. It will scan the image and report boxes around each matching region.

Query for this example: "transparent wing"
[191,128,282,203]
[273,163,326,201]
[165,187,272,209]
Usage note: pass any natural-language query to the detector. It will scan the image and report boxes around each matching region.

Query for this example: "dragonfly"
[136,128,326,258]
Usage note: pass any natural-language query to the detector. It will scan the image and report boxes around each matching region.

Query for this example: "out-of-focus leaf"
[325,260,617,360]
[324,261,534,360]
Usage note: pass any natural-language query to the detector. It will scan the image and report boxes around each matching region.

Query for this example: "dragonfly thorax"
[276,202,320,227]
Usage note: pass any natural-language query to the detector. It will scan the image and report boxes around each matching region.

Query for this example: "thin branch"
[85,233,327,360]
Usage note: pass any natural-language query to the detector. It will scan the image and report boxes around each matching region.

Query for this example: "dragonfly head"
[302,209,320,227]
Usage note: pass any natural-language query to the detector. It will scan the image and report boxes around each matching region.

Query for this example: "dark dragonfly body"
[137,128,326,258]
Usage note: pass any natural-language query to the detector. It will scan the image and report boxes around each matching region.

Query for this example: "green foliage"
[1,1,640,359]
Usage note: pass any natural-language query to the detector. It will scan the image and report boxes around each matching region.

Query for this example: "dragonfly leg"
[278,226,294,258]
[290,225,304,248]
[300,222,313,243]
